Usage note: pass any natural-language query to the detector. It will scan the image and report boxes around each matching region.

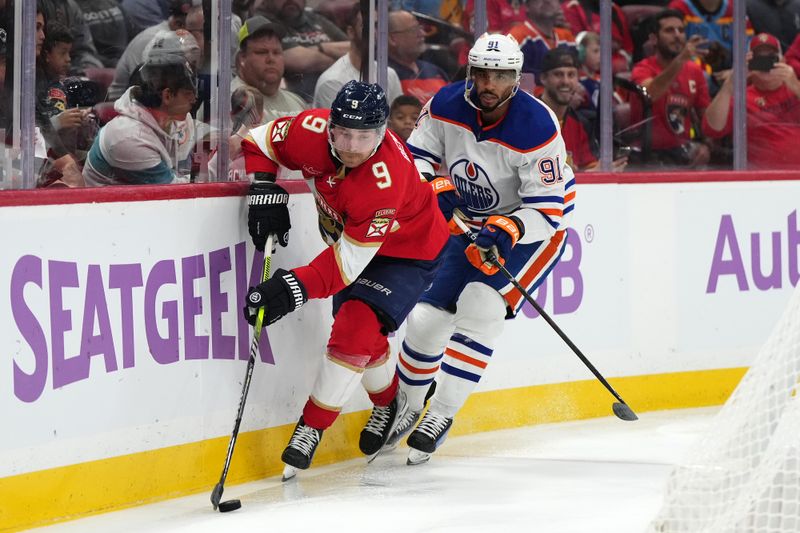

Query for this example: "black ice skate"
[281,417,323,480]
[406,410,453,465]
[360,390,408,458]
[385,381,437,450]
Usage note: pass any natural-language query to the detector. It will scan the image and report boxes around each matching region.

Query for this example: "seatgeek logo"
[8,243,275,403]
[449,159,500,213]
[519,228,584,319]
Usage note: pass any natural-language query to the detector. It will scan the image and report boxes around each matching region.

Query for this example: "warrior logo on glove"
[247,181,292,250]
[244,269,308,326]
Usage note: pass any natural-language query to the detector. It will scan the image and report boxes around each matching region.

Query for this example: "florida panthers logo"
[448,159,500,213]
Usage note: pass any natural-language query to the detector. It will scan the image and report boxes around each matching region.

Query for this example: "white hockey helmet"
[465,33,524,111]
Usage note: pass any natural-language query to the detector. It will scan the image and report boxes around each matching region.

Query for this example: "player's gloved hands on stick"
[425,174,470,234]
[465,215,524,275]
[244,269,308,326]
[247,180,291,251]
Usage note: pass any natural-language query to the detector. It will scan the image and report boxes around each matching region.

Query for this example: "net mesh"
[648,286,800,533]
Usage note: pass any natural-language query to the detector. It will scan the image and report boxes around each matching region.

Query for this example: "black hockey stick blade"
[210,482,223,510]
[612,402,638,421]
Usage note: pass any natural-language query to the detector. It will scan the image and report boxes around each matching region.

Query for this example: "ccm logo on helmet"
[342,113,362,119]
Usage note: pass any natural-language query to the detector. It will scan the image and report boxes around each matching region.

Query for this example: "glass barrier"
[0,2,19,189]
[24,0,226,187]
[1,1,788,189]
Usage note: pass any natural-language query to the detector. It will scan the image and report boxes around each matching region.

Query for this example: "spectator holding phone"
[702,33,800,169]
[631,9,711,168]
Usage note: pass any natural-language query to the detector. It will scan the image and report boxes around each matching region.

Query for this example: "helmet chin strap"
[463,66,521,113]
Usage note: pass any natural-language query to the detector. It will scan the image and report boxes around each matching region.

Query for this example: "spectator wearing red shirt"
[538,48,628,172]
[631,9,712,168]
[783,32,800,77]
[462,0,527,34]
[561,0,633,72]
[703,33,800,169]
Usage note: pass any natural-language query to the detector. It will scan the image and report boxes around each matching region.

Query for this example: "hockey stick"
[452,215,638,422]
[211,233,275,511]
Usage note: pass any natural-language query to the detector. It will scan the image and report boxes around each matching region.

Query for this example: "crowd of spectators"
[2,0,800,188]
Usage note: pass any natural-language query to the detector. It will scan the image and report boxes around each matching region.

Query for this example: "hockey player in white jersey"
[371,33,575,465]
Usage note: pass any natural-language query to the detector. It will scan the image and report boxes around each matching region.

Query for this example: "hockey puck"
[218,499,241,513]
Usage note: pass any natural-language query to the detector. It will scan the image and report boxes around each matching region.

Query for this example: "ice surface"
[30,408,716,533]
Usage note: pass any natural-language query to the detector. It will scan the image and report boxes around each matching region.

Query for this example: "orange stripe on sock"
[399,357,440,374]
[444,347,487,369]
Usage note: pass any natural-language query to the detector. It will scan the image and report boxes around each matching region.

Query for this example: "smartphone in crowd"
[749,55,778,72]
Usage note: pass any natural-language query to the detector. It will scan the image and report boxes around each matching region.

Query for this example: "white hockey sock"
[429,282,505,419]
[431,332,495,418]
[398,303,456,411]
[310,351,370,412]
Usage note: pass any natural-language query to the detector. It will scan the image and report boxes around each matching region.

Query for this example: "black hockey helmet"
[329,80,389,130]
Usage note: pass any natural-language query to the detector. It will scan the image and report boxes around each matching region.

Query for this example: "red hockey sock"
[367,373,399,407]
[302,399,339,430]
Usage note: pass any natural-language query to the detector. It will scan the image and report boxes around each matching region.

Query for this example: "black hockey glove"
[243,269,308,326]
[247,181,290,251]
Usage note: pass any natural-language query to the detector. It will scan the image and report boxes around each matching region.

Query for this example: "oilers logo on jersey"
[448,159,500,213]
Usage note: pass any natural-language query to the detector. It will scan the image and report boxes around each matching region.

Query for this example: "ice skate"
[406,410,453,465]
[280,417,322,480]
[360,390,408,461]
[384,381,437,450]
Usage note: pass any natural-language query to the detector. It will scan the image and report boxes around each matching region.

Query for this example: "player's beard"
[478,90,504,112]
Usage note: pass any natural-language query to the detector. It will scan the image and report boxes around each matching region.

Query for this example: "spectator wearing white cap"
[107,1,202,100]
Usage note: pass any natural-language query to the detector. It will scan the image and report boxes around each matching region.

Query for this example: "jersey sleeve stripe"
[536,210,561,230]
[564,190,576,203]
[407,143,442,164]
[537,208,563,217]
[564,204,575,216]
[522,195,564,205]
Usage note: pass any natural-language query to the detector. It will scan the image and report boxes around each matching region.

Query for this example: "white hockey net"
[648,286,800,533]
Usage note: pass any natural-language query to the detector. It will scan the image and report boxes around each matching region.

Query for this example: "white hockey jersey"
[407,81,575,245]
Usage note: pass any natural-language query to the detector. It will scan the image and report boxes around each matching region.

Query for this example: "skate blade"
[281,464,298,482]
[406,449,432,466]
[366,441,399,464]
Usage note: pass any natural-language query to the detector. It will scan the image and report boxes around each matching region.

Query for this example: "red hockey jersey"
[242,108,449,300]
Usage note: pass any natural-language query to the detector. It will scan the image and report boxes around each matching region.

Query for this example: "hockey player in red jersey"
[240,80,449,473]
